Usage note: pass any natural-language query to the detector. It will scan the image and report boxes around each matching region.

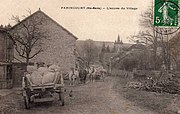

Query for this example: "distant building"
[127,42,147,51]
[113,34,132,53]
[98,34,132,71]
[114,34,123,52]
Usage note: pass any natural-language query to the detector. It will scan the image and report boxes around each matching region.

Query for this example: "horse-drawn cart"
[22,72,65,109]
[94,68,106,81]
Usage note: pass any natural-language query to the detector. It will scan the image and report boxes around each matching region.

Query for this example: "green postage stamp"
[154,0,179,27]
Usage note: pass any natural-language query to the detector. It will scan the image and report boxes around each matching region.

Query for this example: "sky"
[0,0,151,43]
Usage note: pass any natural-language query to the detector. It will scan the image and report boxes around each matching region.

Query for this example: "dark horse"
[79,69,88,84]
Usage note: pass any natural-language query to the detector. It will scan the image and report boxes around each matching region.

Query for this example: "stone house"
[0,28,14,88]
[10,9,78,74]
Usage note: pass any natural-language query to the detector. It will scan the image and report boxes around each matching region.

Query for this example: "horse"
[79,69,88,84]
[68,68,78,86]
[88,67,96,82]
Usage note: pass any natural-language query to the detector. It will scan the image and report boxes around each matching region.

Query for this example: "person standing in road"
[69,68,75,86]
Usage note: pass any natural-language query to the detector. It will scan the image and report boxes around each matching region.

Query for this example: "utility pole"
[109,57,113,74]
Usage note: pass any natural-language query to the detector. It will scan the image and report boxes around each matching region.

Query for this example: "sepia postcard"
[0,0,179,114]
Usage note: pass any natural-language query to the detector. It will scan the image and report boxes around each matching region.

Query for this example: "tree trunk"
[26,58,29,65]
[153,30,158,70]
[153,46,157,70]
[25,53,30,71]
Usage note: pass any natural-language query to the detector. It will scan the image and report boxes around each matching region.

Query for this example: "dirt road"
[0,76,156,114]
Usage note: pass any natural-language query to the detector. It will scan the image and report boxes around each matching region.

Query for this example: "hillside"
[75,40,133,62]
[76,40,132,50]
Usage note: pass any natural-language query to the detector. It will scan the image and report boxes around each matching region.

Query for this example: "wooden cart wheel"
[24,91,30,109]
[59,91,65,106]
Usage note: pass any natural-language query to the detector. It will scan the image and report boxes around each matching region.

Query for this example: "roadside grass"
[112,75,180,114]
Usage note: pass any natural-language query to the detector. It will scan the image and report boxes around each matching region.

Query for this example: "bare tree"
[130,6,177,70]
[169,32,180,70]
[130,8,160,69]
[9,10,48,65]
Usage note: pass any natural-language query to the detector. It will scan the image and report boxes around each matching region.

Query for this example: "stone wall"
[0,30,14,62]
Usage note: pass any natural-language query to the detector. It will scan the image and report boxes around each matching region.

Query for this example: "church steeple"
[117,34,120,43]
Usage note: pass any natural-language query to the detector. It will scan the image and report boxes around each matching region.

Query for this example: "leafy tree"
[99,42,106,63]
[101,42,106,52]
[106,45,110,53]
[83,39,98,65]
[112,45,117,53]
